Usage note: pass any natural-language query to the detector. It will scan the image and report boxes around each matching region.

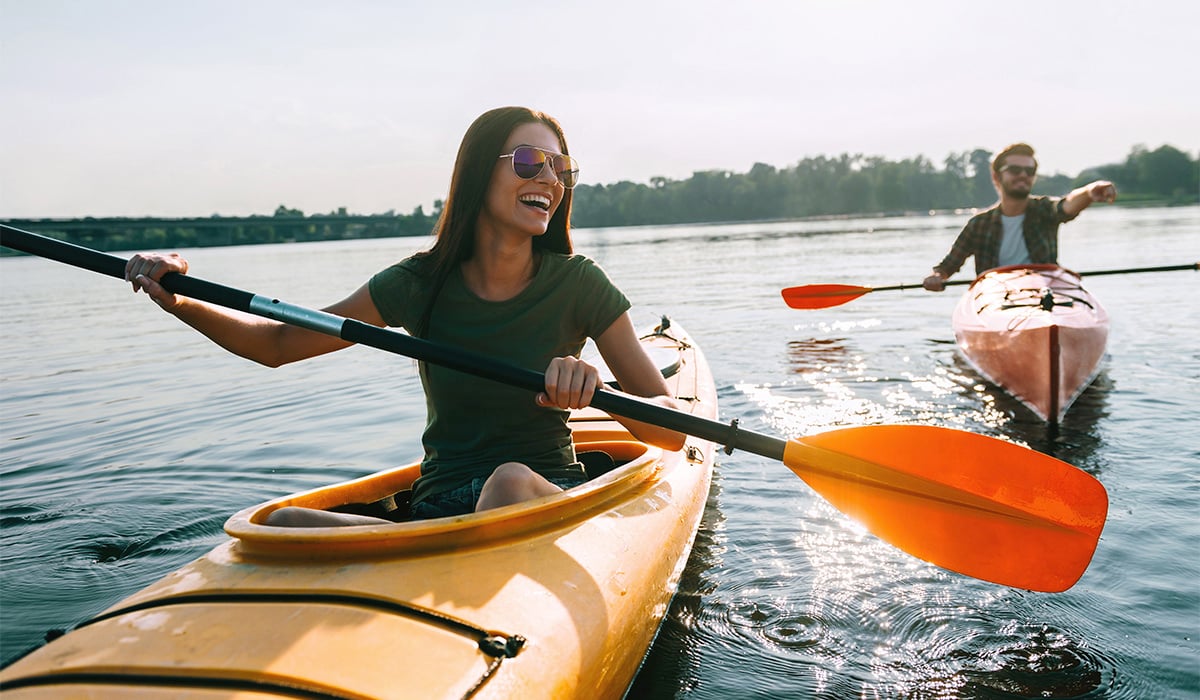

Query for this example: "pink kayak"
[952,264,1109,424]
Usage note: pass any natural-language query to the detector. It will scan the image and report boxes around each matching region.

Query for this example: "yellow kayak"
[0,319,717,700]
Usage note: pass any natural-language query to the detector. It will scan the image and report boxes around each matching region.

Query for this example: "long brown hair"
[414,107,574,336]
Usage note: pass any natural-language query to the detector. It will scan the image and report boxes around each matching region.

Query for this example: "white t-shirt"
[998,213,1031,266]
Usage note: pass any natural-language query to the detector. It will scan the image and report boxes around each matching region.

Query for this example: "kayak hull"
[0,321,718,700]
[952,265,1109,424]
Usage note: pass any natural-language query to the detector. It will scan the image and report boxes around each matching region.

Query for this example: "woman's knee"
[487,461,535,489]
[478,462,559,510]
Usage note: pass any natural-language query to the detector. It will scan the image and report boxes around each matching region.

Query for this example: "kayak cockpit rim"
[222,438,687,558]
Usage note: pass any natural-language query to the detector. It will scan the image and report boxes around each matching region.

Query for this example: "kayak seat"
[579,450,619,478]
[577,441,648,478]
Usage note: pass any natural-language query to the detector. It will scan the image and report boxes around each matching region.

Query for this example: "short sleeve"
[368,257,428,330]
[572,257,631,339]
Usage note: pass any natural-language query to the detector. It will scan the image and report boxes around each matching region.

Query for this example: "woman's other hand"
[538,355,602,409]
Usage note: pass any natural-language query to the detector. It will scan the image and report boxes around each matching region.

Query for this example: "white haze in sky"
[2,0,1197,218]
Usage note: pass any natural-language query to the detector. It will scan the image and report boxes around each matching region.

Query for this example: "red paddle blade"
[781,284,873,309]
[783,425,1107,592]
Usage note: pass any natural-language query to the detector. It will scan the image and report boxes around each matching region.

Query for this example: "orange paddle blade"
[781,284,874,309]
[783,425,1107,592]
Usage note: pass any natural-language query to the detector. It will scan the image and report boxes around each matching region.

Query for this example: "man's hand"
[923,273,946,292]
[1086,180,1117,204]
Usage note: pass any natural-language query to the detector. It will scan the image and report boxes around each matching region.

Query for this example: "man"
[923,143,1117,291]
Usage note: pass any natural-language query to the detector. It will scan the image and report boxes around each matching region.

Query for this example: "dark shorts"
[409,472,588,521]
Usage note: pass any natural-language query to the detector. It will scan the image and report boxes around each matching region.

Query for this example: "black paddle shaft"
[1,224,788,461]
[880,262,1198,293]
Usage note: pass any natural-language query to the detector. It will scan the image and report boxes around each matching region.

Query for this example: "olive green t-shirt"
[368,252,631,506]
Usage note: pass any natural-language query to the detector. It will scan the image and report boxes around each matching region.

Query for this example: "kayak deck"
[952,265,1109,424]
[0,320,718,700]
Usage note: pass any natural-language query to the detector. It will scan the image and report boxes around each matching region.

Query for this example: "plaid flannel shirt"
[934,196,1078,278]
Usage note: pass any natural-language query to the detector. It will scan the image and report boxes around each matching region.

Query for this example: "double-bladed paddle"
[782,263,1199,309]
[1,224,1108,592]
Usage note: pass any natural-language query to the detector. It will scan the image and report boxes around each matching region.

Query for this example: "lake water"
[2,206,1197,698]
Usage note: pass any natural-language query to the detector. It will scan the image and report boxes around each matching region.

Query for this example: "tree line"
[570,143,1197,227]
[3,143,1194,253]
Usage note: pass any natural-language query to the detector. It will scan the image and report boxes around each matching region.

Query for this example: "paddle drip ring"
[723,418,740,455]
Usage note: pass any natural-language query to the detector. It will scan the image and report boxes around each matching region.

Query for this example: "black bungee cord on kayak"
[3,591,526,700]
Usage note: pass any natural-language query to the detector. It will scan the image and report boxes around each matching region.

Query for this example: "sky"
[2,0,1197,219]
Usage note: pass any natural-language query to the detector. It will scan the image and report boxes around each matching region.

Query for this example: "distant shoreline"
[2,200,1194,257]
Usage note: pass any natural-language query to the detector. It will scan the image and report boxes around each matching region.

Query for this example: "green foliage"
[1106,144,1199,202]
[570,143,1198,227]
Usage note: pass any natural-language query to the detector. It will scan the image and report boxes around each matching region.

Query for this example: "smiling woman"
[115,105,687,524]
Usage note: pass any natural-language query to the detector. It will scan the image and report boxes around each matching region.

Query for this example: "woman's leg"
[265,506,393,527]
[475,462,563,512]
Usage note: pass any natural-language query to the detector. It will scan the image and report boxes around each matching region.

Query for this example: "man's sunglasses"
[1000,164,1037,177]
[498,146,580,189]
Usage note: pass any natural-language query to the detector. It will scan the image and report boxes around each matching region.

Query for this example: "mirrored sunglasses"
[498,146,580,189]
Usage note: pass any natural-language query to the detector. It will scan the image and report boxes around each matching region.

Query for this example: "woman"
[125,106,685,525]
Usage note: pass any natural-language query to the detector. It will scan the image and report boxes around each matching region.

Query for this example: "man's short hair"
[992,143,1038,173]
